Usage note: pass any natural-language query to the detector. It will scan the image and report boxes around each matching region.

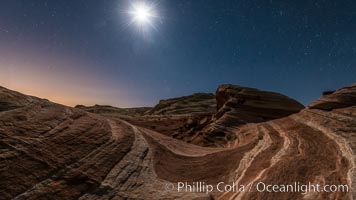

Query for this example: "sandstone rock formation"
[75,104,152,116]
[215,84,305,122]
[183,85,305,147]
[75,93,216,139]
[146,93,216,115]
[76,93,215,117]
[0,84,355,200]
[0,86,41,112]
[308,83,356,110]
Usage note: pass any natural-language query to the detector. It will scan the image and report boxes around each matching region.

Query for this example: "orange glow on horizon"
[0,64,139,108]
[0,44,148,108]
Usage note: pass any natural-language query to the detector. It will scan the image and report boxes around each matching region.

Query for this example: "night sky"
[0,0,355,107]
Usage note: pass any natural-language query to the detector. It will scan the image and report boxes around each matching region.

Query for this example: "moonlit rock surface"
[0,84,355,199]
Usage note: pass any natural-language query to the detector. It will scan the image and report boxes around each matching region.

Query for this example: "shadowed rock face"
[0,92,135,199]
[215,84,305,122]
[0,84,355,200]
[146,93,216,115]
[309,84,356,110]
[0,86,41,112]
[186,84,305,147]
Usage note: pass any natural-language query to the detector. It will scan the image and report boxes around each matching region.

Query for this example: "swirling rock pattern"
[0,84,355,200]
[186,84,305,147]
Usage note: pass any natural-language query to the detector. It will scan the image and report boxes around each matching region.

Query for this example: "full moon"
[129,2,156,26]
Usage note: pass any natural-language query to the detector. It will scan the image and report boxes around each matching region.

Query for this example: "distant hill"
[146,93,216,115]
[74,104,151,116]
[76,92,216,116]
